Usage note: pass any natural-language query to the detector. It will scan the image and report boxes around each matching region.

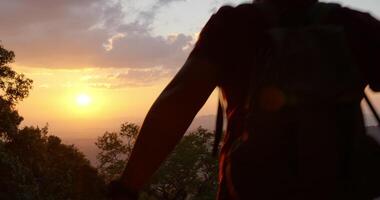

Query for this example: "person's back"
[196,1,380,199]
[110,1,380,200]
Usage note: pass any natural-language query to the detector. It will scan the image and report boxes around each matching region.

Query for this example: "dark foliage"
[96,122,139,183]
[0,126,107,200]
[96,124,218,200]
[0,44,32,139]
[146,127,218,200]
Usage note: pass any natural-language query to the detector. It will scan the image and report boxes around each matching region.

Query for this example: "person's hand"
[107,179,139,200]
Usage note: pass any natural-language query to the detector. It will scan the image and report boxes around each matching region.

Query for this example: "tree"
[0,141,39,200]
[95,122,139,182]
[96,123,218,200]
[147,127,218,200]
[0,44,33,139]
[2,125,106,199]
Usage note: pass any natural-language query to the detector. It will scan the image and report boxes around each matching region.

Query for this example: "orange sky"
[15,65,218,138]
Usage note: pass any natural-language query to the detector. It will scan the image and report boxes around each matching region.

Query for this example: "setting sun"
[76,94,92,106]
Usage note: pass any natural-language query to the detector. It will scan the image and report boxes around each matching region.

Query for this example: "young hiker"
[109,0,380,199]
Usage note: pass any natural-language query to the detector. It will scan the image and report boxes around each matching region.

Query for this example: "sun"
[76,94,92,106]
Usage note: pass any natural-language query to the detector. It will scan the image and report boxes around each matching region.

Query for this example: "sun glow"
[76,94,91,106]
[60,90,105,117]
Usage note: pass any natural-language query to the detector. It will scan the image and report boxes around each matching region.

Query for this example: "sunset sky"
[1,0,379,140]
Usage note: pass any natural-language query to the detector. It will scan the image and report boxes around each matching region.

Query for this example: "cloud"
[0,0,195,73]
[133,0,187,25]
[77,67,174,88]
[103,33,127,51]
[98,33,192,68]
[115,67,173,86]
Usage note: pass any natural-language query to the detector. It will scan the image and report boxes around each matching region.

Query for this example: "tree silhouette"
[1,125,107,199]
[96,122,139,182]
[0,44,33,139]
[96,124,218,200]
[146,127,218,200]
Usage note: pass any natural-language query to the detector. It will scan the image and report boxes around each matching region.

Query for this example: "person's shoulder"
[204,5,241,30]
[201,6,235,33]
[214,3,262,16]
[211,3,261,23]
[216,5,235,14]
[218,3,262,13]
[200,2,265,37]
[210,5,235,21]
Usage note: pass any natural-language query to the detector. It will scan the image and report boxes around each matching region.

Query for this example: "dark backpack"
[214,2,380,198]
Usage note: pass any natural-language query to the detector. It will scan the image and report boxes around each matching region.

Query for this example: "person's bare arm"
[119,56,218,192]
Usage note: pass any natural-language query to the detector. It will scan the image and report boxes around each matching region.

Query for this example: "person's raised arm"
[106,6,234,198]
[118,56,218,195]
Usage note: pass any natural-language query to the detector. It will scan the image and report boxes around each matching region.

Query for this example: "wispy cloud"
[79,67,174,88]
[103,33,127,51]
[0,0,194,73]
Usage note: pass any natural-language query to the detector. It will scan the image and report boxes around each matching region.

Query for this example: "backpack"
[213,2,380,199]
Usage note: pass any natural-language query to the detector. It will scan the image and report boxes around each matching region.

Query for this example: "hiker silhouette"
[108,0,380,199]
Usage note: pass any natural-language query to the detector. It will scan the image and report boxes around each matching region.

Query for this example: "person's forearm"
[119,58,217,192]
[120,100,195,191]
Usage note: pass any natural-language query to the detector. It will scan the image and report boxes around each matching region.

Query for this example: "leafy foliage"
[96,124,218,200]
[0,44,33,139]
[1,126,106,200]
[96,122,139,182]
[147,127,218,200]
[0,142,39,200]
[0,98,23,140]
